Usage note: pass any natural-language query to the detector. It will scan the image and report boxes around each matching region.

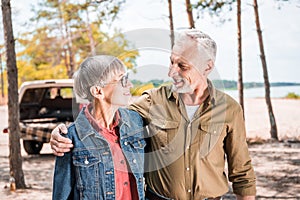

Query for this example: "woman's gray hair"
[176,29,217,63]
[73,55,125,102]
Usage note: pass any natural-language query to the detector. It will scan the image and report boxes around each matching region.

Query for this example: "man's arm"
[50,123,73,156]
[225,104,256,197]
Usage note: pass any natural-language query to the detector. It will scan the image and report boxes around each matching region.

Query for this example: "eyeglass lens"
[121,73,129,87]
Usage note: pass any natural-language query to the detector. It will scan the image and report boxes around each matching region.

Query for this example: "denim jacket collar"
[75,107,132,141]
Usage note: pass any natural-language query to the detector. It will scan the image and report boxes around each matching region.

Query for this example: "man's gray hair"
[73,55,125,102]
[177,29,217,63]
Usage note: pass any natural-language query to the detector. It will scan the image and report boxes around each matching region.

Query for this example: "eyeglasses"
[99,73,129,88]
[118,73,129,88]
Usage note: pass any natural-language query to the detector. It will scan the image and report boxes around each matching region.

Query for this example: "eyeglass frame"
[98,72,129,88]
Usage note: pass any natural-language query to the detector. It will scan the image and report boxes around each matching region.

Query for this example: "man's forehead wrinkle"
[171,53,189,64]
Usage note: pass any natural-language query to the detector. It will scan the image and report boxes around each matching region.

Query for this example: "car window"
[44,87,73,100]
[21,88,45,104]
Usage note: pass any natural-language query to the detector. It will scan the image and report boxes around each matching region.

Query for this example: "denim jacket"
[52,107,146,200]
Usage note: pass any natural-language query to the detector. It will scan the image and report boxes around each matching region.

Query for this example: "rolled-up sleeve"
[225,106,257,196]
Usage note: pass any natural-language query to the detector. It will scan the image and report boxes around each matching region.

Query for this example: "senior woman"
[52,55,146,200]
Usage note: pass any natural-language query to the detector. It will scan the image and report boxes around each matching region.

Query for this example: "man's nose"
[168,64,179,77]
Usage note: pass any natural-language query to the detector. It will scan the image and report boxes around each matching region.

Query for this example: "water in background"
[224,85,300,99]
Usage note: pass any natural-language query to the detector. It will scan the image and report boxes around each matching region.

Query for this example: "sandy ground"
[0,98,299,200]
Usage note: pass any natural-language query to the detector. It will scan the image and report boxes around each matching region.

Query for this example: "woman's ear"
[90,85,103,99]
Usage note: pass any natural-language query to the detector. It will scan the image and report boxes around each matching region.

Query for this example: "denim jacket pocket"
[72,149,103,194]
[128,137,146,150]
[73,150,101,167]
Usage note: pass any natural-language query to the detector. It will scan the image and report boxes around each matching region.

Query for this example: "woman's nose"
[127,80,133,88]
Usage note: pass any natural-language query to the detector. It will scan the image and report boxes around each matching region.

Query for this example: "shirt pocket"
[150,119,179,151]
[197,123,225,158]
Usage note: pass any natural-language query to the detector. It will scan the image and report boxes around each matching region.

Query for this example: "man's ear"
[204,60,214,75]
[90,85,103,99]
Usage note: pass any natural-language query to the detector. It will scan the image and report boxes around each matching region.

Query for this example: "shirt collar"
[207,79,217,106]
[84,103,120,133]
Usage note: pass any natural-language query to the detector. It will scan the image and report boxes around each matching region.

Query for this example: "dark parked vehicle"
[5,79,87,154]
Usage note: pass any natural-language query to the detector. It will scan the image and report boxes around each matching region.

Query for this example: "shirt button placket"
[185,122,192,199]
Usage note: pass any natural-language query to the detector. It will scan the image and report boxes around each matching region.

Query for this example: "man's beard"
[171,82,193,94]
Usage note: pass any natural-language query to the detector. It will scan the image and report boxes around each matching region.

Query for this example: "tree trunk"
[86,10,96,56]
[185,0,195,28]
[58,3,75,78]
[1,0,26,189]
[237,0,244,115]
[58,2,70,76]
[253,0,278,140]
[66,27,75,78]
[0,53,5,100]
[168,0,175,48]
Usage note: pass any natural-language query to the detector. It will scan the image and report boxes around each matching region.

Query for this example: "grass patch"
[285,92,300,99]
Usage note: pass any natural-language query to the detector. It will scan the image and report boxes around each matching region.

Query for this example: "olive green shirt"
[128,82,256,199]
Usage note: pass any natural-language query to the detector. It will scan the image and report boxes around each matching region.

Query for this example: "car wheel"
[23,140,43,155]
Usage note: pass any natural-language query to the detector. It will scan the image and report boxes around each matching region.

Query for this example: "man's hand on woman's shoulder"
[50,123,73,156]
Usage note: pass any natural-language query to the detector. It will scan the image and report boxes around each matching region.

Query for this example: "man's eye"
[178,63,186,70]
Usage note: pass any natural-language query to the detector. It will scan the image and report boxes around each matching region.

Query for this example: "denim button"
[84,157,89,165]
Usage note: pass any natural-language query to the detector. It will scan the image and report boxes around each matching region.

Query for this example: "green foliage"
[95,30,139,70]
[212,79,236,89]
[16,0,137,81]
[193,0,236,22]
[285,92,300,99]
[17,60,68,86]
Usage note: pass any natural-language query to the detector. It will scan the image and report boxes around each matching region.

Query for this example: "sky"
[4,0,300,83]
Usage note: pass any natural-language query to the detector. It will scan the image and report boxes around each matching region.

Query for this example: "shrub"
[285,92,300,99]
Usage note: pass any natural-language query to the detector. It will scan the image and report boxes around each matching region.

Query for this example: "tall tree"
[253,0,278,139]
[25,0,126,78]
[168,0,175,47]
[17,0,137,82]
[185,0,195,28]
[1,0,26,189]
[237,0,244,114]
[0,52,5,100]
